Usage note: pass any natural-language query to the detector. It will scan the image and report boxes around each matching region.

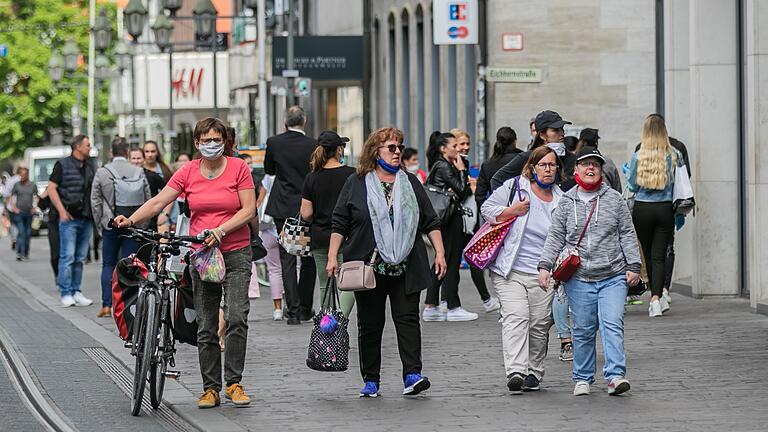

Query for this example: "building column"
[688,0,740,297]
[744,0,768,312]
[664,0,694,287]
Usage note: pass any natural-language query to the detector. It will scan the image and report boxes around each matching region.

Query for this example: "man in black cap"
[576,128,622,192]
[491,110,577,192]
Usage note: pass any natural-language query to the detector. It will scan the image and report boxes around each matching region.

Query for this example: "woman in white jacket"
[481,146,563,393]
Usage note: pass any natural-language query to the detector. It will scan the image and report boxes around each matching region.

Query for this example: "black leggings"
[632,201,674,298]
[426,212,465,309]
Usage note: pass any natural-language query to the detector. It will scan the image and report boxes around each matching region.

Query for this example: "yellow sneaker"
[197,388,220,409]
[224,383,251,406]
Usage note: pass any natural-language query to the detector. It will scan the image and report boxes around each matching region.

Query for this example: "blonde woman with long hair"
[627,114,682,318]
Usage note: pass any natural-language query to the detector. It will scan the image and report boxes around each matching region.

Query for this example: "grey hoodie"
[538,183,641,282]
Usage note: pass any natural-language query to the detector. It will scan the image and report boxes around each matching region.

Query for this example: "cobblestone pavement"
[3,236,768,432]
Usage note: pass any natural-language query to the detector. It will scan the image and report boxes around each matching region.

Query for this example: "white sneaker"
[662,289,672,304]
[422,307,447,322]
[482,297,500,313]
[446,307,478,322]
[659,296,670,313]
[60,295,76,307]
[573,381,590,396]
[439,300,448,313]
[648,299,662,317]
[272,309,283,321]
[72,292,93,307]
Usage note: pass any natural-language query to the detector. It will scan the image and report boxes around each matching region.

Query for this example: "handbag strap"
[322,276,340,311]
[509,176,523,205]
[575,201,597,247]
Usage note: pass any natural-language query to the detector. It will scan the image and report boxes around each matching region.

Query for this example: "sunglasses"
[379,144,405,153]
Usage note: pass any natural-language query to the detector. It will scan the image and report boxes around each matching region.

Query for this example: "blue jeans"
[57,219,92,297]
[552,292,572,339]
[100,228,139,307]
[14,212,32,257]
[565,274,628,383]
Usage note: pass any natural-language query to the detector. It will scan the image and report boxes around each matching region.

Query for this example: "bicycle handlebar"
[108,219,205,245]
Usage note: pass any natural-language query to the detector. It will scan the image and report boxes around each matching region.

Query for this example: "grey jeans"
[191,246,252,391]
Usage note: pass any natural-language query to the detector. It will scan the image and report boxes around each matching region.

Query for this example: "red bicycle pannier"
[112,255,148,341]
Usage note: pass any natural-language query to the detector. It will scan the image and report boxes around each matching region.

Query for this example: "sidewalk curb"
[0,260,249,432]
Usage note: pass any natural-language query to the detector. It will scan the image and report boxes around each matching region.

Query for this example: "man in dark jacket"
[264,106,317,324]
[490,111,577,192]
[47,135,96,308]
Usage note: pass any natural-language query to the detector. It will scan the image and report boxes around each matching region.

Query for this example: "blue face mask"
[377,158,400,174]
[532,171,558,189]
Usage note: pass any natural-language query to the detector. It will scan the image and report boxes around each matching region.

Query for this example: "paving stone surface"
[4,237,768,432]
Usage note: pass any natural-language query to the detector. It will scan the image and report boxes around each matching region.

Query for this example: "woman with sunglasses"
[537,146,641,397]
[114,117,256,409]
[423,131,477,322]
[327,127,447,398]
[481,146,564,394]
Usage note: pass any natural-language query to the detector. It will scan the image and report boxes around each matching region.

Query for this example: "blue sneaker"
[403,373,431,395]
[522,374,540,392]
[359,381,379,398]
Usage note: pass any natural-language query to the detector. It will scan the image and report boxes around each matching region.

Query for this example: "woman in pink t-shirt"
[114,117,256,409]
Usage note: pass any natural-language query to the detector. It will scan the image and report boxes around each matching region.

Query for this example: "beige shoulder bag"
[337,249,377,291]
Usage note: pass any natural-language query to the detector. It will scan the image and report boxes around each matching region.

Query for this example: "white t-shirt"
[577,189,598,204]
[511,191,557,274]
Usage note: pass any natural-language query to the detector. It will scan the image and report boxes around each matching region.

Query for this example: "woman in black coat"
[327,127,447,398]
[423,131,477,322]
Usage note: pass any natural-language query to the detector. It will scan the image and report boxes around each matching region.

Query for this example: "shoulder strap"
[575,201,597,247]
[508,176,524,205]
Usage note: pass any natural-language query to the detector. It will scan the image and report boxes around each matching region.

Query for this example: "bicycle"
[111,221,204,416]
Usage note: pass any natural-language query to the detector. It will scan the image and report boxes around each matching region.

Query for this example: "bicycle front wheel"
[131,291,157,416]
[149,302,171,409]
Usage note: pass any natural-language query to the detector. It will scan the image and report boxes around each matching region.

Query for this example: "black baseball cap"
[317,130,350,148]
[579,128,600,144]
[535,110,572,131]
[576,146,605,165]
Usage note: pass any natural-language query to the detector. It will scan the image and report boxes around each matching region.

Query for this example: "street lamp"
[162,0,183,17]
[94,54,111,80]
[62,39,80,72]
[152,14,174,51]
[94,8,112,52]
[152,13,176,142]
[243,0,259,12]
[124,0,148,41]
[193,0,217,40]
[48,51,65,83]
[193,0,219,117]
[113,40,132,71]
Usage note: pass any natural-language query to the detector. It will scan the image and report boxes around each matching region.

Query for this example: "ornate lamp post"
[193,0,219,117]
[152,14,176,139]
[123,0,147,143]
[94,8,112,52]
[48,51,65,83]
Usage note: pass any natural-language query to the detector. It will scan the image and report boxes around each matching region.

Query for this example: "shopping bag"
[190,246,226,283]
[462,177,522,270]
[112,255,148,341]
[306,278,350,372]
[672,163,695,216]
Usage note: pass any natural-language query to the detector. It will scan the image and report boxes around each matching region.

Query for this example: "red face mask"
[573,171,602,192]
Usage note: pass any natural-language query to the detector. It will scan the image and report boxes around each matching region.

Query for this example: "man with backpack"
[91,137,151,318]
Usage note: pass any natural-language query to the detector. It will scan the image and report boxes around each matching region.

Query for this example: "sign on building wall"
[133,52,230,110]
[272,36,363,81]
[486,67,542,83]
[433,0,479,45]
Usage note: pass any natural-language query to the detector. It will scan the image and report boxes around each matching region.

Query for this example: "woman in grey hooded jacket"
[537,146,641,397]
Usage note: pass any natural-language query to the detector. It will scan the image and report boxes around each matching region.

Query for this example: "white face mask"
[547,142,566,157]
[406,163,420,173]
[199,141,224,160]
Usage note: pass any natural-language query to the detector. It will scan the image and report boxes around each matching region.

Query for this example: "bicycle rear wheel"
[131,291,157,416]
[149,302,171,408]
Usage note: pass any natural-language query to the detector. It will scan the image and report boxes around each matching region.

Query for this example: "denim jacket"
[626,149,682,203]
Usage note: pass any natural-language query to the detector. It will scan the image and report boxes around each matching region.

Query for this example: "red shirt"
[167,157,255,252]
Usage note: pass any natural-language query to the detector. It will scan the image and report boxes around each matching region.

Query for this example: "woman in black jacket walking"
[327,127,447,398]
[423,132,477,322]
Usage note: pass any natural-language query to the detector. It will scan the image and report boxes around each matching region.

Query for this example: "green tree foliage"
[0,0,115,159]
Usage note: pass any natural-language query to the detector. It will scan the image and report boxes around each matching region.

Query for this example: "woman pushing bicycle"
[114,117,256,409]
